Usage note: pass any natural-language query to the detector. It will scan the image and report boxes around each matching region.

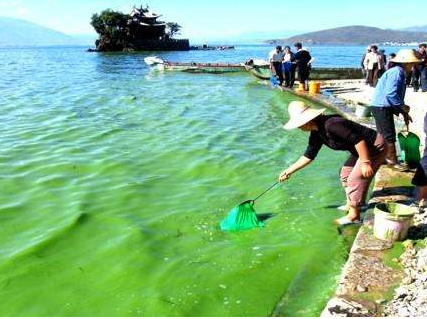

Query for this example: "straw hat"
[390,49,421,63]
[283,101,326,130]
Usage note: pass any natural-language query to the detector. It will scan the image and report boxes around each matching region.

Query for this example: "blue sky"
[0,0,426,38]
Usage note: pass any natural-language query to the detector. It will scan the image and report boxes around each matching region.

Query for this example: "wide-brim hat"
[283,101,326,130]
[390,49,421,63]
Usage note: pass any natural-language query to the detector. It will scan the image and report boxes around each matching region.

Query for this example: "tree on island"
[91,10,130,51]
[90,6,189,52]
[166,22,182,37]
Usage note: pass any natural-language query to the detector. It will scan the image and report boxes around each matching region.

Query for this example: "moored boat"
[144,56,246,74]
[245,59,364,80]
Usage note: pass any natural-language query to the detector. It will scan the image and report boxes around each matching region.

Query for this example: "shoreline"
[272,79,427,316]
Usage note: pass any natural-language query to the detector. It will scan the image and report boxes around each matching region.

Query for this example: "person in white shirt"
[282,46,296,87]
[269,46,285,86]
[364,45,384,87]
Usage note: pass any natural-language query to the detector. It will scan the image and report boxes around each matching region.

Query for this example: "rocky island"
[90,5,189,52]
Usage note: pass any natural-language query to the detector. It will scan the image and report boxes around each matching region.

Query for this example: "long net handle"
[253,181,280,202]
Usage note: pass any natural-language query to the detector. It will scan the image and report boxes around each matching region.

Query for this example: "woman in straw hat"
[279,101,386,225]
[370,49,421,171]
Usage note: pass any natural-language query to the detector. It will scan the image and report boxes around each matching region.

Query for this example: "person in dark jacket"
[386,53,396,70]
[279,101,386,225]
[411,112,427,209]
[378,49,387,78]
[293,42,312,91]
[413,43,427,92]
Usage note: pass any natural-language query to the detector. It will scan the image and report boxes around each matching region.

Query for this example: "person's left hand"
[403,112,413,126]
[361,162,374,179]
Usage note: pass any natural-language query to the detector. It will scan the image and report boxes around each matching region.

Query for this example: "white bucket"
[373,203,415,242]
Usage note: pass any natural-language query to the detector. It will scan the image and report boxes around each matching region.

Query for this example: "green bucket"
[398,130,420,167]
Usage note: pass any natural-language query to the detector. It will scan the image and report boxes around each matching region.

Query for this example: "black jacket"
[293,50,312,70]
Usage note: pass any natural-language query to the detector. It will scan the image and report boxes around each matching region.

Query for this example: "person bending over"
[279,101,386,225]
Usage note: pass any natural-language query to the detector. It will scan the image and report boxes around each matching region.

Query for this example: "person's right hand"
[279,169,292,182]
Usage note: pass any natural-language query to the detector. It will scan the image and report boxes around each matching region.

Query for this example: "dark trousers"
[297,66,310,83]
[367,63,379,87]
[272,62,284,85]
[371,107,396,143]
[406,70,413,86]
[283,62,296,87]
[413,65,427,91]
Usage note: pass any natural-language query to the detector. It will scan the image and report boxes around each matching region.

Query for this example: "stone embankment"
[275,80,427,316]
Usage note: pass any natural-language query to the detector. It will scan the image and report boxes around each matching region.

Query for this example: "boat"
[245,59,364,80]
[144,56,246,74]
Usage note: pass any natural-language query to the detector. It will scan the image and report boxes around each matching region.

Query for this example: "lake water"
[0,44,398,316]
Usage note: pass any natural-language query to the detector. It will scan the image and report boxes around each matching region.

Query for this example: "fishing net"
[220,201,264,231]
[398,131,420,167]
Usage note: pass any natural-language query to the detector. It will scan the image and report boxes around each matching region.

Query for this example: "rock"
[396,287,409,299]
[356,285,368,292]
[397,307,411,317]
[376,298,386,304]
[403,240,415,249]
[403,277,415,285]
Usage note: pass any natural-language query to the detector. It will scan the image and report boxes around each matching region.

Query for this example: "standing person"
[370,49,421,170]
[269,46,285,86]
[282,46,296,88]
[406,65,414,86]
[387,53,396,70]
[293,42,312,91]
[413,43,427,92]
[361,46,371,84]
[378,49,387,78]
[364,45,382,87]
[411,112,427,209]
[278,101,386,225]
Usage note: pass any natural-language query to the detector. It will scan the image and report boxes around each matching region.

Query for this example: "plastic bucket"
[373,203,415,242]
[309,82,321,94]
[296,83,305,92]
[355,105,372,118]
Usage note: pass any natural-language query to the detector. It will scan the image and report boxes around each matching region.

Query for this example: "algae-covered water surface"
[0,47,349,316]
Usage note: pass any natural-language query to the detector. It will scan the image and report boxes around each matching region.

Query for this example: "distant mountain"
[400,25,427,33]
[0,16,91,46]
[69,33,98,46]
[191,30,306,45]
[267,25,427,45]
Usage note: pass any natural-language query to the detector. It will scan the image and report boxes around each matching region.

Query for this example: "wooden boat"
[245,59,364,80]
[145,56,363,80]
[161,61,245,73]
[144,56,245,74]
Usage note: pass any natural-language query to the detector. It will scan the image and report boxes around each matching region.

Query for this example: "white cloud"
[0,0,29,17]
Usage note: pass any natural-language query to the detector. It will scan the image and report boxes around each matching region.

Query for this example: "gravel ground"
[384,209,427,317]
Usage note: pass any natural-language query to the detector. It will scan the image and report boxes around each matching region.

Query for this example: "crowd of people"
[268,43,313,90]
[268,42,427,94]
[277,48,427,226]
[362,43,427,92]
